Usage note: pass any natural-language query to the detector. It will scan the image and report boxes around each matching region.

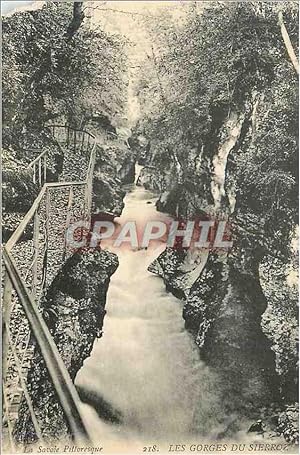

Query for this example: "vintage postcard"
[2,1,299,454]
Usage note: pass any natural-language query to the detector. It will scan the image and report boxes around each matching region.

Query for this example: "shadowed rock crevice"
[92,144,136,217]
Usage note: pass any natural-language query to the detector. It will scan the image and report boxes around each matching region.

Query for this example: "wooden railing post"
[44,154,47,183]
[46,188,50,240]
[33,163,37,184]
[45,188,50,287]
[2,271,13,378]
[38,158,42,186]
[32,211,40,298]
[63,186,74,261]
[84,139,96,222]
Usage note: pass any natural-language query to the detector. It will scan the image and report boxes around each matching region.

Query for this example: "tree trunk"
[66,2,85,41]
[278,11,299,75]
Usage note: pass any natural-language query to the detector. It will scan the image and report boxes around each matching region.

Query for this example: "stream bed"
[76,175,227,450]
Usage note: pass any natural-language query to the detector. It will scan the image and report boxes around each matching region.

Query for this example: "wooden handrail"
[5,186,47,252]
[28,150,47,168]
[46,181,86,188]
[8,122,97,252]
[49,124,96,139]
[5,181,88,252]
[3,249,92,444]
[28,125,95,169]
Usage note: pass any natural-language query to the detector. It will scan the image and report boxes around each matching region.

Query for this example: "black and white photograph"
[2,1,299,454]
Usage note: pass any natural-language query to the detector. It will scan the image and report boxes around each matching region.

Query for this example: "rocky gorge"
[133,110,298,441]
[3,1,298,451]
[134,117,298,444]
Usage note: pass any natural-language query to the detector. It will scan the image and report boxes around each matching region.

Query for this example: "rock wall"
[13,249,118,445]
[92,143,136,217]
[141,103,282,422]
[189,250,278,414]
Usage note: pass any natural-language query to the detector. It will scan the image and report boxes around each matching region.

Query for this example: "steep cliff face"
[118,154,136,184]
[92,142,136,217]
[143,101,284,425]
[137,166,165,192]
[186,250,278,414]
[136,165,211,218]
[260,252,299,405]
[135,6,298,431]
[13,249,118,445]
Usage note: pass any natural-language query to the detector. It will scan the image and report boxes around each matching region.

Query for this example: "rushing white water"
[76,175,223,450]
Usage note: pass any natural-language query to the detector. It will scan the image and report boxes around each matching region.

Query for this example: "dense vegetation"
[134,1,298,440]
[3,2,126,149]
[3,2,127,227]
[136,2,298,255]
